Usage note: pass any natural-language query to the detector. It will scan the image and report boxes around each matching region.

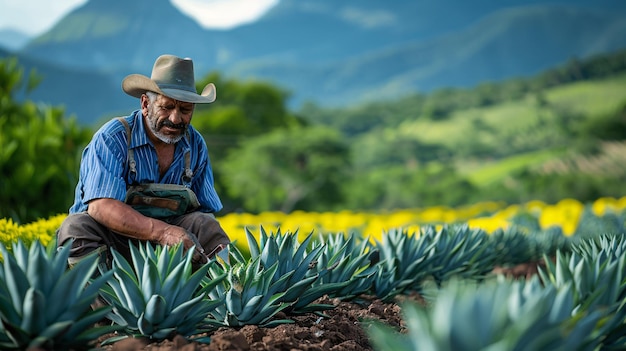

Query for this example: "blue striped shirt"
[69,110,223,213]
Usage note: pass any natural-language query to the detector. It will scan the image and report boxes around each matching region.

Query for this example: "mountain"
[0,29,31,51]
[0,47,128,121]
[237,4,626,106]
[6,0,626,124]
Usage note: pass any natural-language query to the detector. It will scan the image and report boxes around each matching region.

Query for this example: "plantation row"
[2,196,624,252]
[0,197,624,350]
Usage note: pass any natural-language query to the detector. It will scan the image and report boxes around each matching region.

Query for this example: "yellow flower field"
[219,197,626,245]
[1,197,625,251]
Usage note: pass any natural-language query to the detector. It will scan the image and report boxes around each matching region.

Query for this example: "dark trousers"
[57,211,230,270]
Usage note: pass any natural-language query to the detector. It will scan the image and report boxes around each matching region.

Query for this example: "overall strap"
[117,117,137,183]
[182,150,193,187]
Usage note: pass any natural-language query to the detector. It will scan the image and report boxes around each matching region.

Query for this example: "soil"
[96,263,540,351]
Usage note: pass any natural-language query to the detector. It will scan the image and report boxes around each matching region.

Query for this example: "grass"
[397,73,626,151]
[460,148,568,186]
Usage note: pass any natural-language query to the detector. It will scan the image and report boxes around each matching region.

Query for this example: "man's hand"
[160,225,209,264]
[159,225,195,250]
[87,198,209,263]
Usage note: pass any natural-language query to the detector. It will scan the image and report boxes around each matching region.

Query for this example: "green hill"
[299,49,626,209]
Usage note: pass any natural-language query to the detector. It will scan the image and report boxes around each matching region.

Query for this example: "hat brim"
[122,74,216,103]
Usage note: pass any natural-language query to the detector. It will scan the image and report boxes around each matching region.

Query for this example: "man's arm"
[87,198,196,249]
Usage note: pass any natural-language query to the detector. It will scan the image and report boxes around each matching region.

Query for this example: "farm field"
[0,197,625,350]
[3,196,623,251]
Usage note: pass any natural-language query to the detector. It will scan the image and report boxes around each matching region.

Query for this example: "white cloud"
[0,0,87,36]
[172,0,278,29]
[0,0,278,36]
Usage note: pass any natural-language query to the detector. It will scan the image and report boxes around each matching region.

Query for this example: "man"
[57,54,230,269]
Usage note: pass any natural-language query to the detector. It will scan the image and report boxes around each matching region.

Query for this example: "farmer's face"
[142,93,194,144]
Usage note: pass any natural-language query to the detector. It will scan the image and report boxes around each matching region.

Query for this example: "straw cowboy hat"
[122,54,216,103]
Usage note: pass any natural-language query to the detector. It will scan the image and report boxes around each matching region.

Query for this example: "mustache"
[160,120,186,130]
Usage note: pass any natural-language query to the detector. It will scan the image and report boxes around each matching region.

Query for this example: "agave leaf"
[156,244,171,277]
[66,306,119,337]
[291,245,323,282]
[292,282,347,311]
[265,268,292,297]
[226,289,243,316]
[100,334,130,346]
[72,324,123,346]
[236,295,263,322]
[282,275,318,302]
[171,260,209,307]
[203,298,225,313]
[249,302,293,326]
[141,258,161,302]
[137,313,154,335]
[32,320,73,344]
[245,227,261,258]
[74,269,114,307]
[259,262,281,295]
[104,310,129,327]
[0,316,30,347]
[11,241,30,272]
[200,272,227,295]
[224,244,241,264]
[160,260,186,297]
[0,294,19,324]
[113,273,143,316]
[2,249,29,314]
[259,227,269,249]
[261,239,279,277]
[46,255,101,321]
[293,231,314,262]
[157,294,205,327]
[26,244,50,292]
[129,244,146,282]
[20,288,46,334]
[144,295,167,325]
[151,327,177,340]
[111,256,145,316]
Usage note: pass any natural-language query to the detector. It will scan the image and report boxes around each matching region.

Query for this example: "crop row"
[1,196,625,253]
[0,197,624,350]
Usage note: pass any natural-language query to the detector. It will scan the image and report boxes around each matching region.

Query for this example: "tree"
[190,72,307,212]
[220,125,350,213]
[0,57,92,223]
[192,72,304,148]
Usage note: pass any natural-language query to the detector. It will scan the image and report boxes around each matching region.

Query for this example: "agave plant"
[490,227,536,267]
[573,208,626,240]
[204,256,295,328]
[421,224,497,286]
[539,234,626,349]
[368,277,604,351]
[529,227,571,258]
[99,242,224,343]
[229,227,342,314]
[370,228,436,301]
[310,232,378,300]
[0,240,119,350]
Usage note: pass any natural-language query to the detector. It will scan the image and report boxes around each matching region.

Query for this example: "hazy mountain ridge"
[0,29,30,51]
[230,4,626,105]
[2,0,626,124]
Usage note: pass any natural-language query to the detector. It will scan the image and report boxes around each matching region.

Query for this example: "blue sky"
[0,0,278,36]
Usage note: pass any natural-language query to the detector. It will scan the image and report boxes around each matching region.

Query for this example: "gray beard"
[146,111,187,144]
[153,129,184,144]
